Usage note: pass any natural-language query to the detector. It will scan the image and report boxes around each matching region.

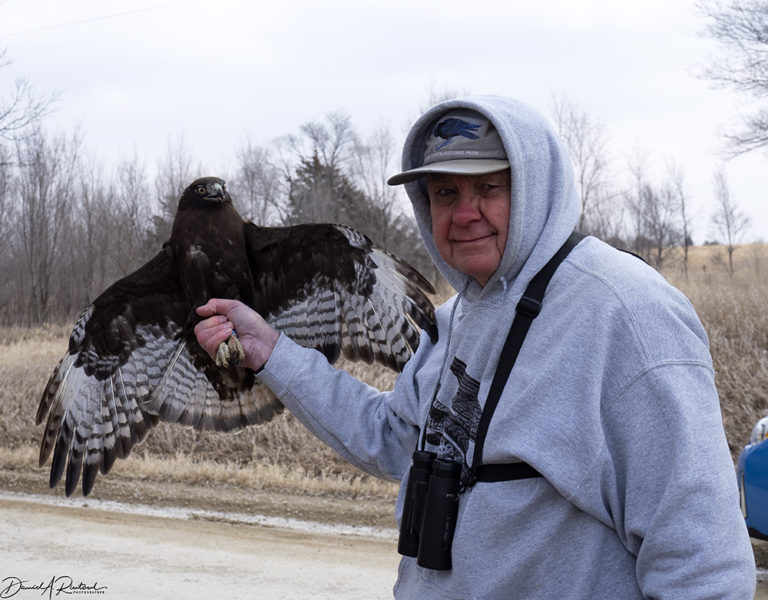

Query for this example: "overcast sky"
[1,0,766,243]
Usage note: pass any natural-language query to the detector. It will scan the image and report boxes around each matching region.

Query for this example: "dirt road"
[1,493,400,600]
[3,491,767,599]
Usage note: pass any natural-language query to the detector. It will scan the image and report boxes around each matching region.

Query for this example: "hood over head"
[392,95,581,300]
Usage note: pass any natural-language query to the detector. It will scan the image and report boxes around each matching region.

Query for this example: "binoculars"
[398,450,462,571]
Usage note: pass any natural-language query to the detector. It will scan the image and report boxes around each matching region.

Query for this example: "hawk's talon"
[215,340,230,367]
[216,331,245,367]
[228,331,245,365]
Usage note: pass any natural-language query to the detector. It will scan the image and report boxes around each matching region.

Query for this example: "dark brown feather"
[36,176,437,496]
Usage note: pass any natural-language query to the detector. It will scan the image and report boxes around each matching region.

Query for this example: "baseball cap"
[387,110,509,186]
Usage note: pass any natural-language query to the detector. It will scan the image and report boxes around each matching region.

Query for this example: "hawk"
[36,176,437,497]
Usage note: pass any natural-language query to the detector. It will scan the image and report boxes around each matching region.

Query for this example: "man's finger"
[196,304,215,317]
[196,300,223,317]
[196,298,242,318]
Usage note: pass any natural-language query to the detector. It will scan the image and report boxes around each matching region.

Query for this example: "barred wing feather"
[35,249,283,497]
[37,218,437,498]
[246,223,437,371]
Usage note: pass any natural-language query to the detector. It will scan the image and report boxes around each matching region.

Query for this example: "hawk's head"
[179,176,231,210]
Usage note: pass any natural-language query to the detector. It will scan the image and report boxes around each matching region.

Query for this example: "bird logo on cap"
[433,118,481,151]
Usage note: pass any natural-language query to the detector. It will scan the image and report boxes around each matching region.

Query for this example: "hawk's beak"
[205,183,227,203]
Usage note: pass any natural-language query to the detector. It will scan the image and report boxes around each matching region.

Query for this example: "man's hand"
[195,299,280,371]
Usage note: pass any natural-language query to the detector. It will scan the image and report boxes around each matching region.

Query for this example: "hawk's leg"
[216,330,245,367]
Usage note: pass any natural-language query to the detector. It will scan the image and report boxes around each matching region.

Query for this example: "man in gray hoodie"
[195,95,756,598]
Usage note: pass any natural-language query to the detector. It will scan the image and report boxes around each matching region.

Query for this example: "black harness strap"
[474,462,542,482]
[466,231,585,487]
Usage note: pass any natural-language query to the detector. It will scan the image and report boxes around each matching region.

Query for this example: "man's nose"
[452,189,482,224]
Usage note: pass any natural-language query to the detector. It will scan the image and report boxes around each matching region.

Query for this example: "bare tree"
[624,149,681,267]
[112,153,154,275]
[667,161,694,279]
[550,95,619,237]
[645,182,680,270]
[349,125,400,242]
[271,112,359,223]
[0,144,14,254]
[275,112,396,231]
[150,136,196,246]
[0,48,57,146]
[699,0,768,154]
[232,139,282,225]
[712,164,752,274]
[68,159,113,309]
[14,127,81,323]
[625,148,653,257]
[349,124,433,274]
[272,113,434,278]
[643,182,680,269]
[288,111,357,174]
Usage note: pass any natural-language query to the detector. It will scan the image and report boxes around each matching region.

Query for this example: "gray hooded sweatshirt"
[259,95,755,599]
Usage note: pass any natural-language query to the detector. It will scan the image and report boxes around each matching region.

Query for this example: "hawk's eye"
[195,185,207,195]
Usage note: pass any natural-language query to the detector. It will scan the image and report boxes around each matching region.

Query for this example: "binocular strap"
[466,231,586,488]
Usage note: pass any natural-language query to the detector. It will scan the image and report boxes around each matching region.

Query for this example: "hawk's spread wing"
[35,247,282,496]
[36,184,438,498]
[245,223,437,371]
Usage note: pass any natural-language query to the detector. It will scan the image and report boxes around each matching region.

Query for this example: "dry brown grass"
[0,327,69,450]
[0,326,399,499]
[665,243,768,458]
[662,242,768,284]
[0,444,397,499]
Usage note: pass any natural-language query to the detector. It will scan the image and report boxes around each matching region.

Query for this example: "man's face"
[427,170,511,287]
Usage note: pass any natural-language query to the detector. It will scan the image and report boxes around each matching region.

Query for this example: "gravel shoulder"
[0,464,397,529]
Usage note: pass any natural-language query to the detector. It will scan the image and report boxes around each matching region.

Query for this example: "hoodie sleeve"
[256,332,428,481]
[599,361,755,599]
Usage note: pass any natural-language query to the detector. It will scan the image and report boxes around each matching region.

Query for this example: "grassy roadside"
[0,444,399,529]
[0,325,398,520]
[0,444,398,501]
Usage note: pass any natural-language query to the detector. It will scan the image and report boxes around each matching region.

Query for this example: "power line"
[0,0,199,38]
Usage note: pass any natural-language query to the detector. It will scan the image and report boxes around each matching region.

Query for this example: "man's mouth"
[451,233,494,244]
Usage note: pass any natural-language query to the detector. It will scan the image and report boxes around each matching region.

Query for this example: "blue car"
[737,416,768,540]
